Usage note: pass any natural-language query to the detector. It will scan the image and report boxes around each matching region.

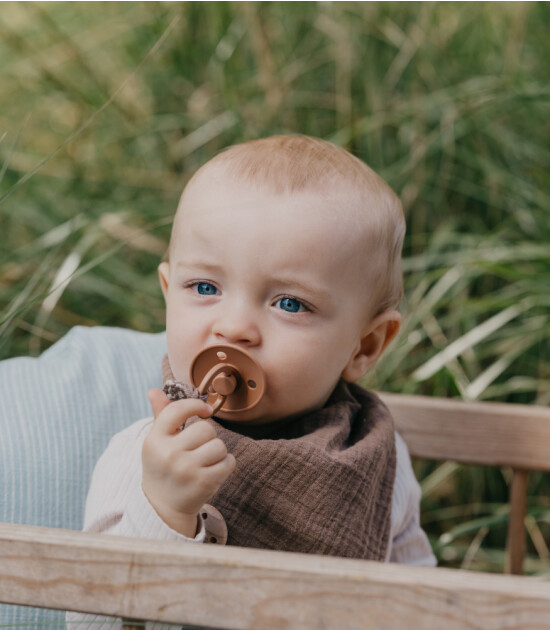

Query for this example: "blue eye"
[276,297,305,313]
[195,282,218,296]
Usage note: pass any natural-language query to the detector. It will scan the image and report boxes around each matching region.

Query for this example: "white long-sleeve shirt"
[66,417,435,629]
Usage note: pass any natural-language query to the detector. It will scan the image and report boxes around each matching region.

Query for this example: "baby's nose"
[212,310,261,346]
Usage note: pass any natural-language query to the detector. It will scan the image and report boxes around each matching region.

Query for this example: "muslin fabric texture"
[186,381,397,560]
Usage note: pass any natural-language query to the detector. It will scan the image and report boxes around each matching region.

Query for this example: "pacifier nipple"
[190,345,266,416]
[211,372,238,396]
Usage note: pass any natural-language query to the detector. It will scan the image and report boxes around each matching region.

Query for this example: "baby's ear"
[341,310,401,382]
[158,262,170,299]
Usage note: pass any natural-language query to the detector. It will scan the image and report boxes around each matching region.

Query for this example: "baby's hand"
[142,389,236,538]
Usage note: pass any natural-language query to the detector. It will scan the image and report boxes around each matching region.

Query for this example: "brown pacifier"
[189,344,266,417]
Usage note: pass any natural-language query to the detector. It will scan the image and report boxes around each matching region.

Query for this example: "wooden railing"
[380,393,550,575]
[1,393,549,628]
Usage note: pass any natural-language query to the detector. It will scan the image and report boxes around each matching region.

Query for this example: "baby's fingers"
[153,398,213,435]
[193,437,230,467]
[179,419,219,451]
[201,452,236,486]
[148,388,171,420]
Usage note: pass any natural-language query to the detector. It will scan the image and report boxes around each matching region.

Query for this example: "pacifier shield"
[190,345,266,415]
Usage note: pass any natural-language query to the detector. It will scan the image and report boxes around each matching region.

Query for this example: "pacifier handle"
[190,345,266,417]
[196,363,238,414]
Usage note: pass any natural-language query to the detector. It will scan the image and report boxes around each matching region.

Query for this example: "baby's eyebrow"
[175,260,222,274]
[271,277,331,303]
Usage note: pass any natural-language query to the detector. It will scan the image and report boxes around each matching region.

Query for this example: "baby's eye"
[274,297,307,313]
[194,282,218,296]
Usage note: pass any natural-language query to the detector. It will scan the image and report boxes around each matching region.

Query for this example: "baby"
[68,135,434,626]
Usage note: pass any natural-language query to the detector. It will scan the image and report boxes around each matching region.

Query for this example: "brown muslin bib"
[163,359,396,561]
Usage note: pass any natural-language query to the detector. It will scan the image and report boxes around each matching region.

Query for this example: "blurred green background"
[1,1,549,573]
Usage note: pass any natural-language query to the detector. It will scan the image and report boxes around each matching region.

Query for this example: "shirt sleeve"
[81,416,206,542]
[387,432,437,566]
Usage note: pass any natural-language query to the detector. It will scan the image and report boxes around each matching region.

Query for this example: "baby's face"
[160,171,378,424]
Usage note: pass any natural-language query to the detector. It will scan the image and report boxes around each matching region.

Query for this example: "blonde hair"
[182,135,405,314]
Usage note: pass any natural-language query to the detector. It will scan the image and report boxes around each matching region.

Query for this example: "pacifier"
[189,344,266,417]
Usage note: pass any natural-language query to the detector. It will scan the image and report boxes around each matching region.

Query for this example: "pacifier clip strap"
[161,354,208,403]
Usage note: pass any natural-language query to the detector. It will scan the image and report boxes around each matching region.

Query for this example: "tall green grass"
[1,2,549,573]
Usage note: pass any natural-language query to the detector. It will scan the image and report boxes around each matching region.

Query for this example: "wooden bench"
[1,393,549,629]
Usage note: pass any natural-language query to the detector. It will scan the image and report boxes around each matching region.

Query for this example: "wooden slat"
[380,393,550,470]
[506,469,530,575]
[2,524,550,630]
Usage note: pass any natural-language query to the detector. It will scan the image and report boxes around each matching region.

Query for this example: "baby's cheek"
[166,349,192,384]
[281,367,329,408]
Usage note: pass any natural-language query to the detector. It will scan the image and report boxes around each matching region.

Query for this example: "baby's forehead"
[180,167,386,248]
[180,166,364,218]
[174,180,379,273]
[178,189,370,263]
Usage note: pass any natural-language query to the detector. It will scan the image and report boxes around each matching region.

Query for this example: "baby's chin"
[213,398,327,428]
